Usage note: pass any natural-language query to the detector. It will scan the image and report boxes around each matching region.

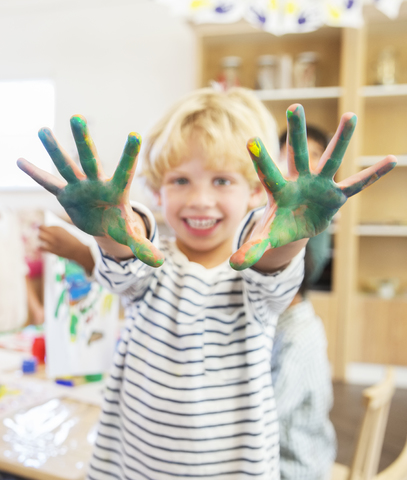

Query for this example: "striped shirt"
[88,204,304,480]
[271,300,337,480]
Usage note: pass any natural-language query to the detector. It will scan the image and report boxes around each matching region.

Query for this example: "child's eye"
[214,178,231,186]
[173,177,189,185]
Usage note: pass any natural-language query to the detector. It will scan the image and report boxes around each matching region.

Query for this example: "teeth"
[185,218,218,229]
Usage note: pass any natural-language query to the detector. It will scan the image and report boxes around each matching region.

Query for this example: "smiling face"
[155,137,263,268]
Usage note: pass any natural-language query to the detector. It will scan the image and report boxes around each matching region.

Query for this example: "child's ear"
[248,185,265,209]
[152,190,162,207]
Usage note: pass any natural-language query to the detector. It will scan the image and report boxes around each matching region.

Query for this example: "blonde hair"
[141,87,279,191]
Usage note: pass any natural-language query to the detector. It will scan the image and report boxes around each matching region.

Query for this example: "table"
[0,370,101,480]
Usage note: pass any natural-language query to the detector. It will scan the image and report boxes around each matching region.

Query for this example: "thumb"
[230,238,269,271]
[127,235,165,268]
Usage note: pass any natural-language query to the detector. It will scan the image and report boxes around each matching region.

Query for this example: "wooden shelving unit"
[358,155,407,167]
[194,3,407,379]
[254,86,343,101]
[360,83,407,97]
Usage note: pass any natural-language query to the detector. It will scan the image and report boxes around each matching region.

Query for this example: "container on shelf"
[377,278,399,299]
[279,54,293,89]
[256,55,279,90]
[218,56,242,90]
[375,47,397,85]
[293,51,319,88]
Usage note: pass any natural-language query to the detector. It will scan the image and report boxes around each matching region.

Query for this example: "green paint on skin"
[70,116,99,179]
[248,138,286,194]
[21,116,165,268]
[58,181,163,268]
[230,239,269,271]
[130,241,164,268]
[342,160,397,198]
[231,168,347,270]
[38,129,80,184]
[287,106,309,175]
[112,133,141,190]
[320,115,357,179]
[106,208,163,267]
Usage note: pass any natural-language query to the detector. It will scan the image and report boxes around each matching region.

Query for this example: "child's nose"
[186,185,216,208]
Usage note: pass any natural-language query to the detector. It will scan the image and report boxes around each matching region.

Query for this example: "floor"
[331,381,407,471]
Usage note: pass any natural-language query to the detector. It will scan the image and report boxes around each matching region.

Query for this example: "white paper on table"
[0,349,26,372]
[44,212,119,379]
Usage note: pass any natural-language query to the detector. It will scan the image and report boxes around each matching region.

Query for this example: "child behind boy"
[17,87,396,480]
[272,248,336,480]
[272,125,336,479]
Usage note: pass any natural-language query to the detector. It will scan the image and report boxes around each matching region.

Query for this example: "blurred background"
[0,0,406,476]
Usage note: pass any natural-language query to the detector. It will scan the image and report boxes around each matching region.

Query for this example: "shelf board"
[360,84,407,97]
[357,293,407,303]
[255,86,342,101]
[356,224,407,237]
[357,155,407,167]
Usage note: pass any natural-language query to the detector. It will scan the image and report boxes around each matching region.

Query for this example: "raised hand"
[230,104,397,271]
[17,116,165,267]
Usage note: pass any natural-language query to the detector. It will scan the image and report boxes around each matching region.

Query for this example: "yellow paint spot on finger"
[248,140,261,157]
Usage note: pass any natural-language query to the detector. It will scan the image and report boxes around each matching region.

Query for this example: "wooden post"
[332,26,366,380]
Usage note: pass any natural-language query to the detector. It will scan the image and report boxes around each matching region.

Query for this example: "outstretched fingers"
[70,115,104,181]
[38,128,85,184]
[338,155,397,198]
[286,104,310,177]
[247,138,286,195]
[317,113,357,178]
[17,158,66,195]
[112,132,142,191]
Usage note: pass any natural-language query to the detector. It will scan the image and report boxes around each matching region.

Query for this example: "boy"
[17,87,396,479]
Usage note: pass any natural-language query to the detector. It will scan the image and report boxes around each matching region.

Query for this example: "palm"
[17,115,164,268]
[230,104,397,270]
[58,179,125,237]
[269,173,346,244]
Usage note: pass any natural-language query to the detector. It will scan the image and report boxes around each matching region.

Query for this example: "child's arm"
[17,116,164,267]
[231,104,397,272]
[25,276,44,325]
[39,225,95,275]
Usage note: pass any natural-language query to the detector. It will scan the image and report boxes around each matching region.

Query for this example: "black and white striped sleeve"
[94,201,160,299]
[232,207,305,327]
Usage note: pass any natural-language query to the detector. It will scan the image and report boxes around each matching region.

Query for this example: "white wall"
[0,0,196,212]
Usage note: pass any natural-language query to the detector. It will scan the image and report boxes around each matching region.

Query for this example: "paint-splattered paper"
[44,212,119,379]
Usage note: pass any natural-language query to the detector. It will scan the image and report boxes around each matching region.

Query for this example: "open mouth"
[183,218,221,230]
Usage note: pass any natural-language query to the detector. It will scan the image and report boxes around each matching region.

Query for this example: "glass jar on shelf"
[218,56,242,90]
[256,55,279,90]
[293,51,319,88]
[375,47,397,85]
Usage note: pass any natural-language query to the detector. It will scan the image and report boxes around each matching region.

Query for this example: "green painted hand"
[230,104,397,271]
[17,115,165,268]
